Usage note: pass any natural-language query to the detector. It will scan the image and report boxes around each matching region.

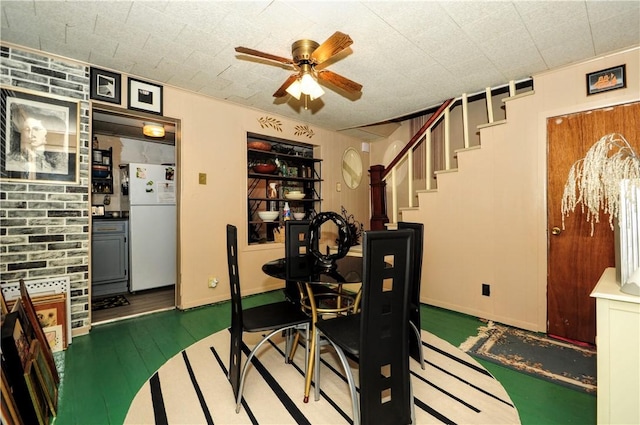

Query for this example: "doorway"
[90,106,181,324]
[547,102,640,344]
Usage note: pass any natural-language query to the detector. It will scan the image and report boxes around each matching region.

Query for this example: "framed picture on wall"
[586,64,626,95]
[128,77,163,115]
[0,87,79,183]
[90,67,122,104]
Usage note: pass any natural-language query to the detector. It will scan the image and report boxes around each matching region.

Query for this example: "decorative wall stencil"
[257,116,282,132]
[294,124,315,138]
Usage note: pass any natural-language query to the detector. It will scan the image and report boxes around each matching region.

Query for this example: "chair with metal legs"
[398,221,425,369]
[285,220,356,317]
[284,220,357,365]
[314,229,415,425]
[226,224,311,413]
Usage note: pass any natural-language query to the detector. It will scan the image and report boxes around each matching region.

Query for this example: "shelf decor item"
[1,86,79,183]
[340,205,364,246]
[128,78,163,115]
[308,211,351,269]
[561,133,639,233]
[252,163,277,174]
[247,140,272,151]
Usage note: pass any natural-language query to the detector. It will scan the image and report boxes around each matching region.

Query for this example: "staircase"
[375,79,534,226]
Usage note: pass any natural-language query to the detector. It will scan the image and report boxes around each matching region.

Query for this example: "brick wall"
[1,45,91,332]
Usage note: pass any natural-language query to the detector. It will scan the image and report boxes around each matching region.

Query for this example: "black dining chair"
[284,220,356,317]
[397,221,425,369]
[314,229,415,425]
[226,224,311,413]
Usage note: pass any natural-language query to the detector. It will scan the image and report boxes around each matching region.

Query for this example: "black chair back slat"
[359,229,414,425]
[226,224,243,399]
[283,220,313,305]
[397,221,424,363]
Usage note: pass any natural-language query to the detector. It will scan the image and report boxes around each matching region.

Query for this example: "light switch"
[199,173,207,185]
[336,182,342,192]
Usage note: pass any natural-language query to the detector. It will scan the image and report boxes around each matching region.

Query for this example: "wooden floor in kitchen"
[91,285,175,324]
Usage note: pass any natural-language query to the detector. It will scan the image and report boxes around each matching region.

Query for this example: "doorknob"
[551,227,562,235]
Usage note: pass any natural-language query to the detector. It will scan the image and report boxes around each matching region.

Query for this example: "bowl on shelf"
[285,192,305,200]
[293,212,306,220]
[252,163,277,174]
[257,211,279,221]
[247,141,272,151]
[92,164,109,177]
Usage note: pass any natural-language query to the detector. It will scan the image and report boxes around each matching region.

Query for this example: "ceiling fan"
[235,31,362,101]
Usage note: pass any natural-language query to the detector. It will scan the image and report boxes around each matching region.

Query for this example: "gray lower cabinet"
[92,219,129,297]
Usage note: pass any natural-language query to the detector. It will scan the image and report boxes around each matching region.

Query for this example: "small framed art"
[90,67,122,104]
[586,64,626,95]
[128,77,163,115]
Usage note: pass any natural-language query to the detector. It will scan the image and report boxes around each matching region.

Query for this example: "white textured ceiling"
[1,1,639,140]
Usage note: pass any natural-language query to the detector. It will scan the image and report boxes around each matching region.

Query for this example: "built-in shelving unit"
[247,133,321,244]
[91,147,113,194]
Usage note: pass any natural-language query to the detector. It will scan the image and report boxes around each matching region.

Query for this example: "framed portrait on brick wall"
[1,87,79,183]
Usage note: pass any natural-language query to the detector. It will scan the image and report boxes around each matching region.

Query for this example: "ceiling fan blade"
[317,70,362,93]
[310,31,353,65]
[273,74,298,98]
[235,46,293,65]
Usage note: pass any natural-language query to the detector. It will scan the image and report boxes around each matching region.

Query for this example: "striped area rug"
[125,329,520,424]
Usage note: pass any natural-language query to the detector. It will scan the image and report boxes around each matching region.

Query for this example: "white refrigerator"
[125,163,176,292]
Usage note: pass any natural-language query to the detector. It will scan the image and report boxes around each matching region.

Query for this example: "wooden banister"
[381,98,455,181]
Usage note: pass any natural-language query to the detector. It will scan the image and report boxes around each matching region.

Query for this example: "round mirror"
[342,147,363,189]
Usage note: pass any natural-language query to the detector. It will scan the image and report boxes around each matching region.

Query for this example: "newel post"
[369,164,389,230]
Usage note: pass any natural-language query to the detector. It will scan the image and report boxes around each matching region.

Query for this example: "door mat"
[92,294,130,311]
[459,321,596,393]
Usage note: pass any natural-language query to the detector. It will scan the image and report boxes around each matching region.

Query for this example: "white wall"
[161,89,370,309]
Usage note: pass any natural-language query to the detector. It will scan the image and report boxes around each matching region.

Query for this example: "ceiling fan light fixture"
[300,72,324,99]
[308,82,325,100]
[143,122,165,138]
[285,79,303,100]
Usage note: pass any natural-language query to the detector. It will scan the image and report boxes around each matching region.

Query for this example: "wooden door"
[547,102,640,344]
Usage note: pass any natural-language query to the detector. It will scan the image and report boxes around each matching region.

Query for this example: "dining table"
[262,255,364,402]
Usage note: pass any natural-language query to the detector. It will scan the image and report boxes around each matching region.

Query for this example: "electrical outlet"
[208,277,218,288]
[482,283,490,296]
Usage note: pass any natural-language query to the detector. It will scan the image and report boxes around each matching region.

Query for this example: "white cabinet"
[590,268,640,424]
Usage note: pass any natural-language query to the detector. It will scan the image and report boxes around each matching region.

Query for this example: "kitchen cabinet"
[247,133,322,244]
[91,147,113,194]
[92,218,129,297]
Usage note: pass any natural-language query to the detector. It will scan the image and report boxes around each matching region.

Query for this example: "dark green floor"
[53,292,595,424]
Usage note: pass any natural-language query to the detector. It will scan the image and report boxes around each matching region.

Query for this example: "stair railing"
[373,80,528,227]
